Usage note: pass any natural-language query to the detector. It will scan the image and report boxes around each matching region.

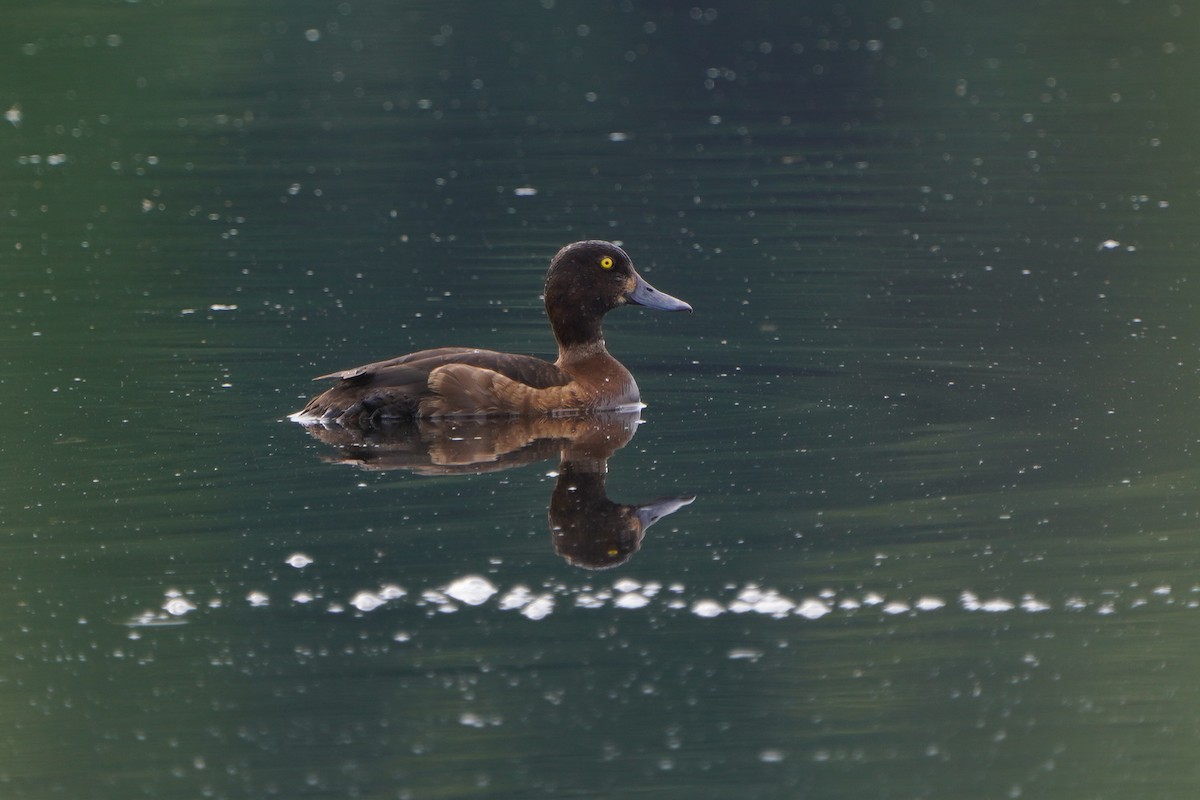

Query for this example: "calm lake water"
[3,1,1199,798]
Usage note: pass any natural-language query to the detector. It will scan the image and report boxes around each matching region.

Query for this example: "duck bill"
[627,273,693,313]
[635,495,697,530]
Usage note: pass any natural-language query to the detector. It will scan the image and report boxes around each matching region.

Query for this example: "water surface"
[3,1,1199,798]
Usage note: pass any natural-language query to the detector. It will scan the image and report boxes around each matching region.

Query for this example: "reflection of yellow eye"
[599,256,614,269]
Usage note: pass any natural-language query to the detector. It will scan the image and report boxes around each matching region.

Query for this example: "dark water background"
[3,1,1199,797]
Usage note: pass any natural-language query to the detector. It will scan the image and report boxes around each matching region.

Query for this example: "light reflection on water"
[127,569,1186,629]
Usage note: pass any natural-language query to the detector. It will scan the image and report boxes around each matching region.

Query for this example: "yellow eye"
[599,256,614,269]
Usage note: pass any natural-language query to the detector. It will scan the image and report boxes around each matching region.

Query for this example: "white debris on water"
[914,596,946,611]
[350,591,387,612]
[285,552,314,568]
[1020,595,1050,612]
[162,590,196,617]
[728,648,763,661]
[126,573,1190,633]
[614,592,651,610]
[498,585,535,611]
[691,599,725,618]
[795,599,831,620]
[520,594,555,620]
[444,575,498,606]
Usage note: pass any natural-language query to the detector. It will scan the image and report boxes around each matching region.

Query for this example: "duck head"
[543,240,691,349]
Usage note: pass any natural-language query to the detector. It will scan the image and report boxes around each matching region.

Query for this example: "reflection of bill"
[296,410,695,569]
[549,457,694,570]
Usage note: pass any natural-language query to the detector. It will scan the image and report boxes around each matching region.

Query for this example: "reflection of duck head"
[549,457,694,570]
[295,410,695,568]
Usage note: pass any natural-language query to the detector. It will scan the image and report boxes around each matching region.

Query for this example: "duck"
[292,240,692,424]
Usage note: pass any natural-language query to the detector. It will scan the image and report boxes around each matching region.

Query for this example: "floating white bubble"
[691,599,725,618]
[498,585,534,611]
[444,575,498,606]
[614,592,650,610]
[350,591,386,612]
[520,594,555,620]
[795,599,831,620]
[163,597,196,616]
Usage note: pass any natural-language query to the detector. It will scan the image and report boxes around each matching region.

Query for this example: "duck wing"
[316,347,570,389]
[296,348,571,423]
[313,347,483,381]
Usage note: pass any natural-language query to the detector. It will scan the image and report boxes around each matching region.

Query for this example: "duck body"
[293,241,690,425]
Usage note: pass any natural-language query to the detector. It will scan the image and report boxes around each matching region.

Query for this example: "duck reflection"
[296,411,694,569]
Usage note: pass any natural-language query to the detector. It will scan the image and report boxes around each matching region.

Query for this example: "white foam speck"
[862,592,885,606]
[759,749,786,763]
[246,591,270,607]
[444,575,498,606]
[163,597,196,616]
[882,601,910,615]
[691,599,725,618]
[459,712,491,728]
[285,552,313,568]
[421,589,449,605]
[752,592,795,617]
[1020,595,1050,612]
[961,591,1015,612]
[795,599,831,620]
[513,186,538,197]
[498,585,534,610]
[915,596,945,611]
[979,597,1015,613]
[520,594,555,620]
[575,593,606,609]
[736,584,765,604]
[124,611,187,628]
[379,584,407,600]
[350,591,386,612]
[614,592,650,610]
[613,578,641,594]
[292,592,314,604]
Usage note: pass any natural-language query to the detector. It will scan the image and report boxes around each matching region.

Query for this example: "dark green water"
[3,1,1200,797]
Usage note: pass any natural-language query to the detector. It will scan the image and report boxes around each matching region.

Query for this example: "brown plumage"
[292,241,691,425]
